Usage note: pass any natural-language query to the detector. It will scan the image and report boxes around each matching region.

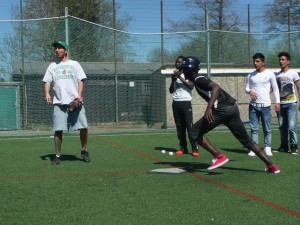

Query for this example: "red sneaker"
[176,150,185,155]
[265,163,280,174]
[192,151,199,157]
[207,154,229,170]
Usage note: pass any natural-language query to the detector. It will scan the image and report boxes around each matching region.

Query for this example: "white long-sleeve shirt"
[245,69,280,104]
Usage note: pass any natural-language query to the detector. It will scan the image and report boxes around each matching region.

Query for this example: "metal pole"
[113,0,119,122]
[288,7,291,53]
[247,4,251,65]
[20,0,27,129]
[160,0,164,67]
[65,7,69,58]
[205,4,211,78]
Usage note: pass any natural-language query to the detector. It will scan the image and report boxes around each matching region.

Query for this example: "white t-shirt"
[275,69,300,104]
[245,69,280,104]
[172,74,192,101]
[43,60,87,105]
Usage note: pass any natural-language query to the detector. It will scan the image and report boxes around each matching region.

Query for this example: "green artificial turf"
[0,130,299,225]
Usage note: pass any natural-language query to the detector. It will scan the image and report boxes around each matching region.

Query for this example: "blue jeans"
[277,103,298,147]
[249,105,272,147]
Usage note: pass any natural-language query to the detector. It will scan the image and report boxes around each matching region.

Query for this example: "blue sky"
[0,0,17,20]
[0,0,275,78]
[119,0,272,33]
[0,0,272,32]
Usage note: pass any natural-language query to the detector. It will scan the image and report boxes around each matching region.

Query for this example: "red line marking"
[97,136,300,219]
[189,173,300,218]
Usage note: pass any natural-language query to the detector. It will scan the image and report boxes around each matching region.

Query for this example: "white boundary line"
[0,127,264,141]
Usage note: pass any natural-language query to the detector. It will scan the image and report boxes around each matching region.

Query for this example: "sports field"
[0,129,299,225]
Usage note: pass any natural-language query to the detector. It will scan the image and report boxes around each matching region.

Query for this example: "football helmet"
[181,56,200,73]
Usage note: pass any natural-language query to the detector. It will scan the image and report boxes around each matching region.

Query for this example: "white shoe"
[264,147,273,156]
[248,151,256,156]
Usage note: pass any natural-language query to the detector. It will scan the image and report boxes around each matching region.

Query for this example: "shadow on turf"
[154,161,264,174]
[156,147,250,157]
[40,154,84,162]
[154,146,177,152]
[221,148,248,154]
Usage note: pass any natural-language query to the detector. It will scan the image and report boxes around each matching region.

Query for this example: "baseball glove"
[68,98,82,112]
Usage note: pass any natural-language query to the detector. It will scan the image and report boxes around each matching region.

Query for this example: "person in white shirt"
[43,41,89,165]
[275,52,300,155]
[169,56,199,156]
[245,53,280,156]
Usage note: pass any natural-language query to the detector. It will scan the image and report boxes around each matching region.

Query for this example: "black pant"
[190,103,256,150]
[172,101,198,151]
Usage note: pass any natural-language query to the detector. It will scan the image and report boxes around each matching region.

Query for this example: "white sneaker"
[248,151,256,156]
[264,147,273,156]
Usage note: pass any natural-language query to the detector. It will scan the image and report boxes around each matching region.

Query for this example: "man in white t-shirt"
[275,52,300,155]
[43,41,89,165]
[169,56,198,156]
[245,53,280,157]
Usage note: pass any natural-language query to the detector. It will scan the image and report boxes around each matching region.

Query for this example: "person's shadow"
[154,161,210,173]
[40,154,84,162]
[154,146,177,152]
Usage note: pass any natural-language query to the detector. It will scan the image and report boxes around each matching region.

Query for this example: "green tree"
[264,0,300,32]
[263,0,300,62]
[158,0,249,65]
[0,0,133,80]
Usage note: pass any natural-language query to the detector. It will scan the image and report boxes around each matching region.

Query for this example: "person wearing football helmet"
[181,56,280,173]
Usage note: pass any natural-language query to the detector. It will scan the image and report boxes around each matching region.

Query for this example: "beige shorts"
[53,104,88,131]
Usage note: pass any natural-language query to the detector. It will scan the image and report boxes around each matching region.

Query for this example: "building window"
[142,81,150,95]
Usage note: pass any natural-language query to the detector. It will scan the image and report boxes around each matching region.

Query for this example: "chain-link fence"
[0,1,299,133]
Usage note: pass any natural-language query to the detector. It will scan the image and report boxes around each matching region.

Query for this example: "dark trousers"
[172,101,197,151]
[190,103,256,150]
